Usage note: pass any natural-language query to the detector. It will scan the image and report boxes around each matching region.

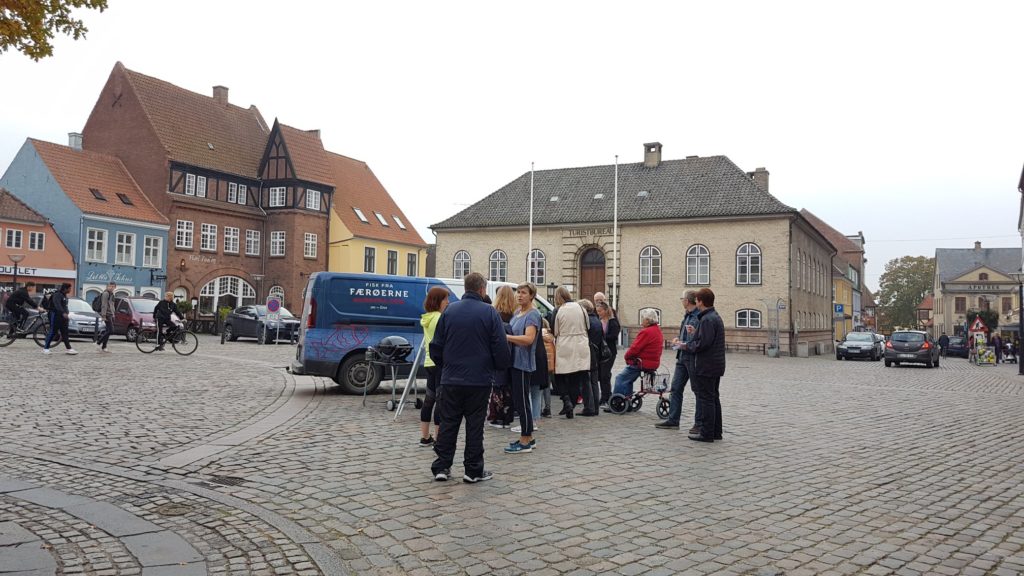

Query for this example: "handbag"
[592,337,613,364]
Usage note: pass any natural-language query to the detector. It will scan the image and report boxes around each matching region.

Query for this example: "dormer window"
[594,193,604,199]
[353,208,369,223]
[637,190,649,197]
[116,193,134,205]
[185,174,196,196]
[393,215,407,230]
[90,188,107,201]
[550,196,559,202]
[269,187,286,207]
[375,212,389,226]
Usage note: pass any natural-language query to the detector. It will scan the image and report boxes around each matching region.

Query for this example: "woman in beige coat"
[552,286,591,418]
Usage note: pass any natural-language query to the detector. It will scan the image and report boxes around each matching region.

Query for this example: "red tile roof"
[800,209,864,269]
[121,63,269,178]
[917,294,934,310]
[277,124,335,186]
[0,188,46,224]
[30,139,169,225]
[328,152,426,246]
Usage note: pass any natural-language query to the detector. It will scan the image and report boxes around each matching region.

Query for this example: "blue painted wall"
[0,141,83,257]
[78,216,169,300]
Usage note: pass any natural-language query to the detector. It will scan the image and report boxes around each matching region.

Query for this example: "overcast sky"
[2,1,1022,292]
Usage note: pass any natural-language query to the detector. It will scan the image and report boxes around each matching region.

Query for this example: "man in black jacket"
[4,281,42,333]
[42,283,77,355]
[681,287,725,442]
[429,272,511,483]
[153,291,182,351]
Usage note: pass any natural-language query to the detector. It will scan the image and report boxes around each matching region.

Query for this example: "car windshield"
[845,333,874,342]
[892,332,925,343]
[949,337,964,345]
[67,299,92,313]
[131,299,158,314]
[255,305,295,318]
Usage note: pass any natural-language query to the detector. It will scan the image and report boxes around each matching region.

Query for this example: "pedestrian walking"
[505,282,542,453]
[579,299,603,416]
[429,272,511,483]
[992,333,1003,363]
[681,288,725,442]
[551,286,590,419]
[96,282,116,353]
[656,290,700,432]
[418,286,450,447]
[595,300,619,405]
[42,283,77,355]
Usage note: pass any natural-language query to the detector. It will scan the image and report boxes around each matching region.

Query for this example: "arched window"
[198,275,256,316]
[489,250,507,282]
[686,244,710,285]
[736,243,761,285]
[453,250,471,278]
[736,309,762,329]
[639,246,662,285]
[528,249,545,285]
[268,285,284,304]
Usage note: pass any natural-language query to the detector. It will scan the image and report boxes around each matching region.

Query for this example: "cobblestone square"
[1,336,1022,575]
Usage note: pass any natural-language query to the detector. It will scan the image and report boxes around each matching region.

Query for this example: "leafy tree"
[877,255,935,330]
[966,309,999,332]
[0,0,108,61]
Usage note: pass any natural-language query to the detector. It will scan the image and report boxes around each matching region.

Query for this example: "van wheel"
[336,354,382,395]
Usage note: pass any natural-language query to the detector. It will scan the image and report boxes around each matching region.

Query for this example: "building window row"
[176,220,269,258]
[2,228,44,251]
[362,246,420,276]
[85,227,162,268]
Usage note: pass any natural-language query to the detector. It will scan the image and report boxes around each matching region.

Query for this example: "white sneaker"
[66,349,78,355]
[100,348,111,354]
[510,425,521,433]
[42,348,51,355]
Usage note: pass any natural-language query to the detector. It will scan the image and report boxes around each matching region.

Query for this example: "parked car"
[224,305,301,344]
[112,297,158,342]
[836,332,883,361]
[66,298,103,339]
[945,336,969,358]
[884,330,940,368]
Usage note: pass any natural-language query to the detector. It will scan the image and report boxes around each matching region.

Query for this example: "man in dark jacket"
[429,272,512,483]
[4,281,41,332]
[153,291,182,351]
[657,290,700,431]
[42,283,77,355]
[681,287,724,442]
[937,332,949,357]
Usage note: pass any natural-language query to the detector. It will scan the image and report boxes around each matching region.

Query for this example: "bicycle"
[0,311,59,348]
[135,323,199,355]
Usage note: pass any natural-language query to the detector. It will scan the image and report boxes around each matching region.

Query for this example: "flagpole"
[529,162,534,282]
[612,155,619,312]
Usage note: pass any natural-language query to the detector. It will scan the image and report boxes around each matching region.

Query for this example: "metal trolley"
[607,361,671,417]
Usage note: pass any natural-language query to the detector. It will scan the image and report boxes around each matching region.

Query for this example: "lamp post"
[8,254,25,290]
[1010,272,1024,376]
[252,273,265,303]
[546,281,557,302]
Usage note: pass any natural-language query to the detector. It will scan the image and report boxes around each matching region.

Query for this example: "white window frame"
[269,285,285,302]
[393,215,407,230]
[528,249,545,285]
[228,182,238,204]
[115,232,136,265]
[453,250,471,278]
[270,231,286,256]
[354,208,369,223]
[304,232,317,259]
[736,309,762,329]
[305,189,321,211]
[196,175,207,198]
[364,246,376,273]
[28,231,44,251]
[143,235,162,268]
[639,245,662,286]
[6,228,22,249]
[736,243,762,285]
[238,184,247,205]
[200,223,217,252]
[86,228,107,263]
[224,227,240,254]
[375,212,389,226]
[245,230,260,256]
[489,250,508,282]
[269,187,286,207]
[686,244,710,285]
[185,173,196,196]
[176,220,194,249]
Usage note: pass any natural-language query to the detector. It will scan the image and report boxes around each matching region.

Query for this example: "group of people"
[420,273,727,484]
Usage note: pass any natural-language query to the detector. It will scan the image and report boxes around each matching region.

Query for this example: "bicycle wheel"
[135,328,159,353]
[0,324,15,347]
[33,323,59,347]
[172,331,198,356]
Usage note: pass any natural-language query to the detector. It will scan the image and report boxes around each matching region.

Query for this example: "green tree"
[966,309,999,332]
[0,0,108,61]
[877,255,936,330]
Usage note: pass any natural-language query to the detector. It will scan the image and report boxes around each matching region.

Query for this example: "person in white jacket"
[552,286,590,419]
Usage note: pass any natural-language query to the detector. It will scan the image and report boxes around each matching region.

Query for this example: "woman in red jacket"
[611,309,663,398]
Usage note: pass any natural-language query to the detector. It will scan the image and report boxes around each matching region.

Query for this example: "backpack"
[91,294,102,313]
[40,293,54,311]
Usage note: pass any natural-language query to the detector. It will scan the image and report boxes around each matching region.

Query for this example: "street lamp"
[546,281,557,302]
[1010,271,1024,376]
[8,254,25,290]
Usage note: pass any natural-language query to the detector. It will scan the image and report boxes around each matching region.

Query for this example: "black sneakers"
[419,436,435,447]
[463,470,493,483]
[433,468,451,481]
[655,421,679,429]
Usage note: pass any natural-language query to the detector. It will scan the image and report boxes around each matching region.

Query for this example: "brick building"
[80,63,332,314]
[432,143,838,355]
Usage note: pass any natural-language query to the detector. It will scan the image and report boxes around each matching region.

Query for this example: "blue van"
[291,272,553,394]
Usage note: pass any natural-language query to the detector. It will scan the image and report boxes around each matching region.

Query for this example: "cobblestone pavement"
[1,335,1023,575]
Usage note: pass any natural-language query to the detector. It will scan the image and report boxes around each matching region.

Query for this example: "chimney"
[307,129,321,139]
[974,241,982,251]
[68,132,83,150]
[643,142,662,168]
[213,85,229,106]
[747,167,769,192]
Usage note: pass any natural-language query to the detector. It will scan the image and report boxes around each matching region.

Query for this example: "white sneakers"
[41,348,51,355]
[66,349,78,355]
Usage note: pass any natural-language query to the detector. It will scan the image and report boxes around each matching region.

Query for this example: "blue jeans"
[613,365,643,396]
[664,360,690,424]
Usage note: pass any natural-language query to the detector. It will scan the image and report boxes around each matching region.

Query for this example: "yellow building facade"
[833,272,854,338]
[329,211,427,276]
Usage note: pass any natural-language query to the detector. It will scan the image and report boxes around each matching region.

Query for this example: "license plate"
[898,353,916,359]
[849,348,860,353]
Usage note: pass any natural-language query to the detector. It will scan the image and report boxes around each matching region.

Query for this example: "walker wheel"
[630,395,643,412]
[415,398,423,409]
[656,399,670,419]
[386,400,396,411]
[607,394,628,414]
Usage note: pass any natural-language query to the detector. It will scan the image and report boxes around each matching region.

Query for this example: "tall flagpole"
[612,155,619,312]
[529,162,534,282]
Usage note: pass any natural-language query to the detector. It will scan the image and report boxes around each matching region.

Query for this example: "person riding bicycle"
[4,281,43,333]
[153,291,182,351]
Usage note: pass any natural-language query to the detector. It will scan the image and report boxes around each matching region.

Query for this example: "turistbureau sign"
[567,227,612,237]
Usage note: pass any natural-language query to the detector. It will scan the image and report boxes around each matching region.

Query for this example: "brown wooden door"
[579,248,606,301]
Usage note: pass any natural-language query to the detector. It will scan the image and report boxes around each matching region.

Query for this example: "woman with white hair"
[551,286,590,418]
[608,308,664,404]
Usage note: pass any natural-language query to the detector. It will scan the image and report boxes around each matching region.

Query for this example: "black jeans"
[510,368,535,435]
[432,385,490,477]
[581,359,600,414]
[598,354,615,403]
[692,375,722,439]
[97,315,113,348]
[419,366,441,425]
[8,307,28,332]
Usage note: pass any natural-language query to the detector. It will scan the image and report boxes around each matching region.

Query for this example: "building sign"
[567,227,612,237]
[189,254,216,264]
[952,284,1007,292]
[83,270,135,284]
[0,265,77,279]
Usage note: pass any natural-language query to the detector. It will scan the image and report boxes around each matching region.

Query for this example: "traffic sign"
[834,303,844,314]
[266,296,282,322]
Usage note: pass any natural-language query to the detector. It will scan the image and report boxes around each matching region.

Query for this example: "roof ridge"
[116,62,168,158]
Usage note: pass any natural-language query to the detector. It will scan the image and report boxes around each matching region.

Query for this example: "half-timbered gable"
[258,121,335,215]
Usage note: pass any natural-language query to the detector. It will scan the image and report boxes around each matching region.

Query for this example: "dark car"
[836,332,883,361]
[945,336,969,358]
[884,330,940,368]
[224,305,299,344]
[112,297,158,342]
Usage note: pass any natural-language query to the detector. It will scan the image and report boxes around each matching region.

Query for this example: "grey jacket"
[100,290,115,318]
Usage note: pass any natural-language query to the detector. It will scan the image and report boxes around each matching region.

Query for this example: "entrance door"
[579,248,606,301]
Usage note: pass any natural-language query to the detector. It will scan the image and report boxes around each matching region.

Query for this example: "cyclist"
[4,281,44,333]
[153,291,182,351]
